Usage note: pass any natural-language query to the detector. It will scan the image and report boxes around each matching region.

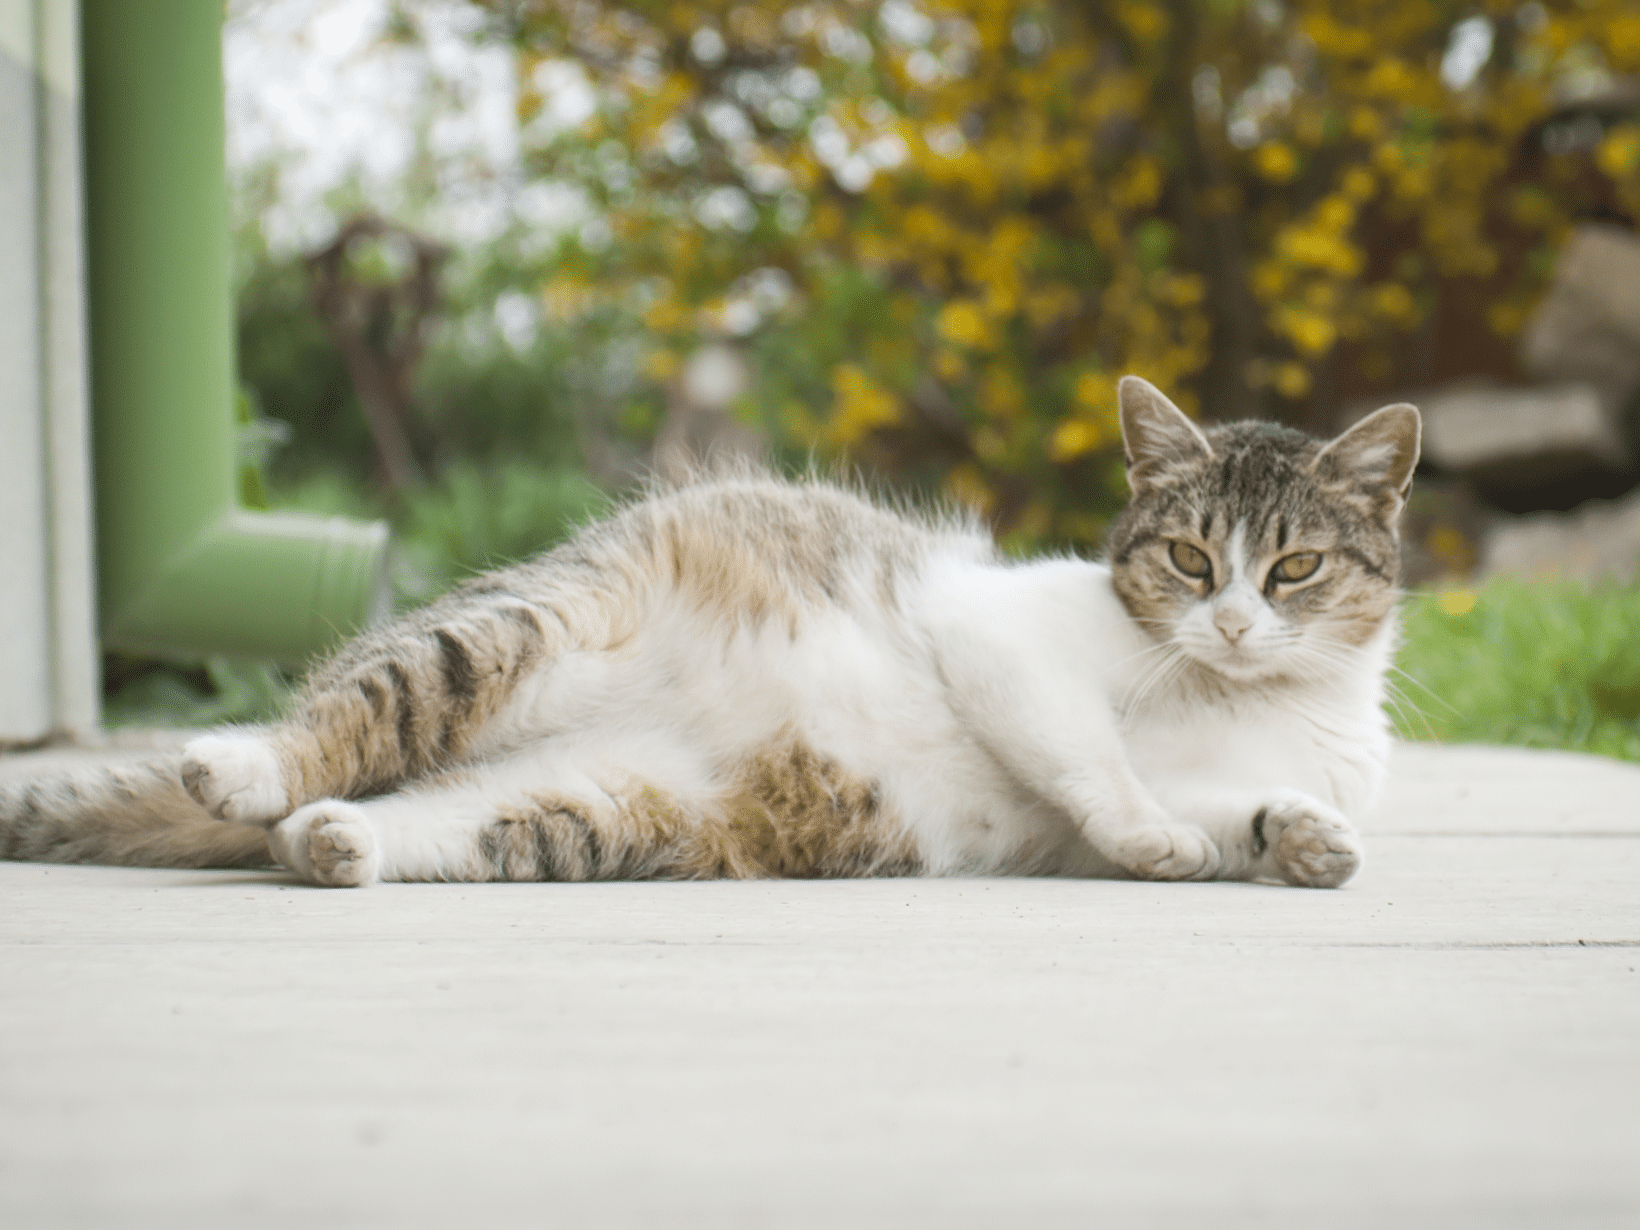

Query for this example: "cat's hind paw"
[1258,796,1362,889]
[270,801,381,888]
[1111,823,1221,882]
[181,734,290,826]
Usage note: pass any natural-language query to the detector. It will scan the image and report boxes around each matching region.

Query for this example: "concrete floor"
[1,743,1637,1229]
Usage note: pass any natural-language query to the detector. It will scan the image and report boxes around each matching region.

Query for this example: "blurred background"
[112,0,1640,760]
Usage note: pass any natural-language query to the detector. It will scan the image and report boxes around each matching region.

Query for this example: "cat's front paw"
[181,733,289,826]
[1111,823,1221,882]
[270,801,381,888]
[1256,794,1362,889]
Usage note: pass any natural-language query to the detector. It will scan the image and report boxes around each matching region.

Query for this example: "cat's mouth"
[1182,638,1286,682]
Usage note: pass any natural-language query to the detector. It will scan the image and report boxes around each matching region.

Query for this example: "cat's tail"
[0,754,270,869]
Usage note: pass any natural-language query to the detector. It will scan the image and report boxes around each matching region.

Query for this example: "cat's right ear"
[1118,376,1212,494]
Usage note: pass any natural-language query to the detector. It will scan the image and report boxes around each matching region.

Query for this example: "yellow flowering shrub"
[487,0,1640,544]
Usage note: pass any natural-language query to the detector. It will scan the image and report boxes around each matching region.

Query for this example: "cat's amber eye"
[1271,552,1322,583]
[1168,541,1212,579]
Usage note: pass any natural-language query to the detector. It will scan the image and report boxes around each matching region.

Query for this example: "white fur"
[271,801,381,887]
[327,539,1389,888]
[181,733,289,826]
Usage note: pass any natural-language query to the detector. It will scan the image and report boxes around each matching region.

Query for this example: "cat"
[0,377,1420,890]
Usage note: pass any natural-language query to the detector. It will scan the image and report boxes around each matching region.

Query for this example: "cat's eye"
[1168,541,1212,579]
[1270,552,1322,583]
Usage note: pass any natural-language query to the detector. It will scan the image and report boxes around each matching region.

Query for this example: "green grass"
[1393,578,1640,763]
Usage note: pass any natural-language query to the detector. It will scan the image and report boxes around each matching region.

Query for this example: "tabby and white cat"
[0,377,1420,890]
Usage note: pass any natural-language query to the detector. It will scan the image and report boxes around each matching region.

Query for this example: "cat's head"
[1105,376,1420,682]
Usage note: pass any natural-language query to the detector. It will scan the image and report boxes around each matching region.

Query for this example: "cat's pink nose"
[1214,606,1254,644]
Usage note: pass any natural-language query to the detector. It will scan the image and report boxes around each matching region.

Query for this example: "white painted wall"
[0,0,98,743]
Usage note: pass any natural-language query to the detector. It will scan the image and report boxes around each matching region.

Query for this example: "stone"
[1520,223,1640,415]
[1479,484,1640,585]
[1417,380,1628,484]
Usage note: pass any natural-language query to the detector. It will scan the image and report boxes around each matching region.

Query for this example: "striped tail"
[0,754,270,869]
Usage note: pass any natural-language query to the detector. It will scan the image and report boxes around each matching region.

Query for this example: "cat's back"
[529,470,995,627]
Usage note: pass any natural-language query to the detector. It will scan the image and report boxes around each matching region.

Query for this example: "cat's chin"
[1181,646,1291,684]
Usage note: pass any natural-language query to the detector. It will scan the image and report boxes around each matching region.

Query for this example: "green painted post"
[81,0,389,667]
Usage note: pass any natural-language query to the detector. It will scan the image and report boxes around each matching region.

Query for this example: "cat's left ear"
[1311,403,1421,522]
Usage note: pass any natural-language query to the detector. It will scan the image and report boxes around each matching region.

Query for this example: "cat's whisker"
[1122,643,1191,714]
[1387,665,1459,717]
[1109,637,1182,673]
[1381,676,1442,742]
[1283,637,1439,742]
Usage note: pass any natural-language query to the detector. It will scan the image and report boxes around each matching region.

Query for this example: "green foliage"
[102,656,290,730]
[391,461,608,601]
[269,458,605,606]
[1394,579,1640,763]
[235,238,372,482]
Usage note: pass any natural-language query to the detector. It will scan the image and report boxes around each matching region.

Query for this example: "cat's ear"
[1118,376,1211,494]
[1312,402,1421,521]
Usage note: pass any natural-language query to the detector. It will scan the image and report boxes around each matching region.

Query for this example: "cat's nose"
[1214,605,1255,644]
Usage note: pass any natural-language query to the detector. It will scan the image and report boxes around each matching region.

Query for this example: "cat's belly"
[664,606,1086,874]
[489,598,1088,875]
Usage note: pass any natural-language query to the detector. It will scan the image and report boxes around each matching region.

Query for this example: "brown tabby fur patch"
[466,734,919,883]
[261,475,949,820]
[0,757,268,868]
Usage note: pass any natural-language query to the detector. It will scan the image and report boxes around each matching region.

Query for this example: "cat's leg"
[930,604,1220,881]
[265,746,757,887]
[1053,760,1222,881]
[1150,785,1363,888]
[181,593,573,826]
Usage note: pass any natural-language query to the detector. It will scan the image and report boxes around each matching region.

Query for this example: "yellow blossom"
[644,349,681,380]
[1252,260,1288,301]
[1114,156,1163,209]
[1341,167,1377,202]
[1255,143,1298,183]
[1370,282,1418,325]
[1288,313,1337,356]
[1365,58,1416,101]
[643,298,687,334]
[1274,362,1311,399]
[1596,126,1640,179]
[1118,3,1167,44]
[1316,195,1355,232]
[827,364,899,447]
[1438,589,1477,617]
[1049,419,1103,463]
[1074,372,1114,412]
[980,369,1024,420]
[936,301,993,350]
[1606,15,1640,69]
[499,0,1637,553]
